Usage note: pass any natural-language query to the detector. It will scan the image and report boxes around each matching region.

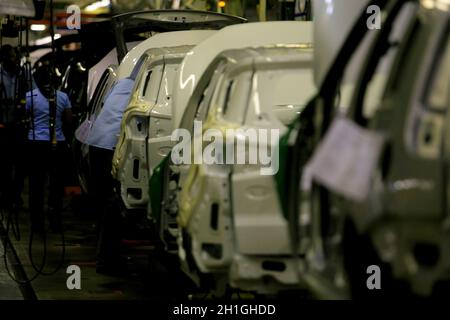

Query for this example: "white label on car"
[307,116,385,202]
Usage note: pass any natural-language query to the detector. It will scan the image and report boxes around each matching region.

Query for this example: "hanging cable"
[49,0,58,149]
[25,18,36,142]
[27,0,66,277]
[7,17,24,243]
[2,2,67,283]
[2,203,47,284]
[0,16,46,284]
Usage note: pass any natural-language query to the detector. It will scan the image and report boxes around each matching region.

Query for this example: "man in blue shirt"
[27,85,72,141]
[26,62,73,233]
[86,77,134,275]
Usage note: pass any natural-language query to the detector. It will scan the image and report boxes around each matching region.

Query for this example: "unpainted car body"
[278,0,450,298]
[149,21,314,294]
[111,43,213,209]
[176,46,315,294]
[339,4,450,296]
[75,30,219,194]
[151,21,314,231]
[171,21,313,130]
[75,9,245,196]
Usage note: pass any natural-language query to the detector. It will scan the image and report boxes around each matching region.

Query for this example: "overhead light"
[30,24,46,31]
[34,34,61,46]
[218,0,226,8]
[85,0,111,12]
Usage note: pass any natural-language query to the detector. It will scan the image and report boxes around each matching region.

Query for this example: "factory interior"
[0,0,450,307]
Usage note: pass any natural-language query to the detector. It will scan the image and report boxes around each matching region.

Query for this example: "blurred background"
[1,0,309,48]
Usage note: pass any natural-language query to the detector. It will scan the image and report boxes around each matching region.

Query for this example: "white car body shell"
[87,30,217,104]
[176,46,316,294]
[76,30,216,193]
[112,45,205,209]
[157,22,314,294]
[108,31,216,209]
[155,21,313,252]
[174,46,316,293]
[172,21,313,131]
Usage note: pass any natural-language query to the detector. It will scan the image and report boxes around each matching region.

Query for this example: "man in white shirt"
[86,77,135,275]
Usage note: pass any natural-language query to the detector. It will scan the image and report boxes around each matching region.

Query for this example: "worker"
[86,77,135,275]
[26,62,72,233]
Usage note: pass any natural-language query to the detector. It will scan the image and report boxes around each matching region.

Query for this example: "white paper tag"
[307,117,385,202]
[74,119,92,143]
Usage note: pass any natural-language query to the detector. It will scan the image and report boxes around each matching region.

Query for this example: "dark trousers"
[28,141,65,231]
[89,146,123,264]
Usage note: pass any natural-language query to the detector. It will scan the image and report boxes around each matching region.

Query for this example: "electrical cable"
[28,226,66,276]
[48,0,58,149]
[1,2,67,283]
[8,17,24,243]
[2,206,46,284]
[25,18,35,142]
[0,17,45,285]
[26,0,66,277]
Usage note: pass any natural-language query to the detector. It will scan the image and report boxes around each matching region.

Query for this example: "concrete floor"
[0,186,198,300]
[0,240,23,300]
